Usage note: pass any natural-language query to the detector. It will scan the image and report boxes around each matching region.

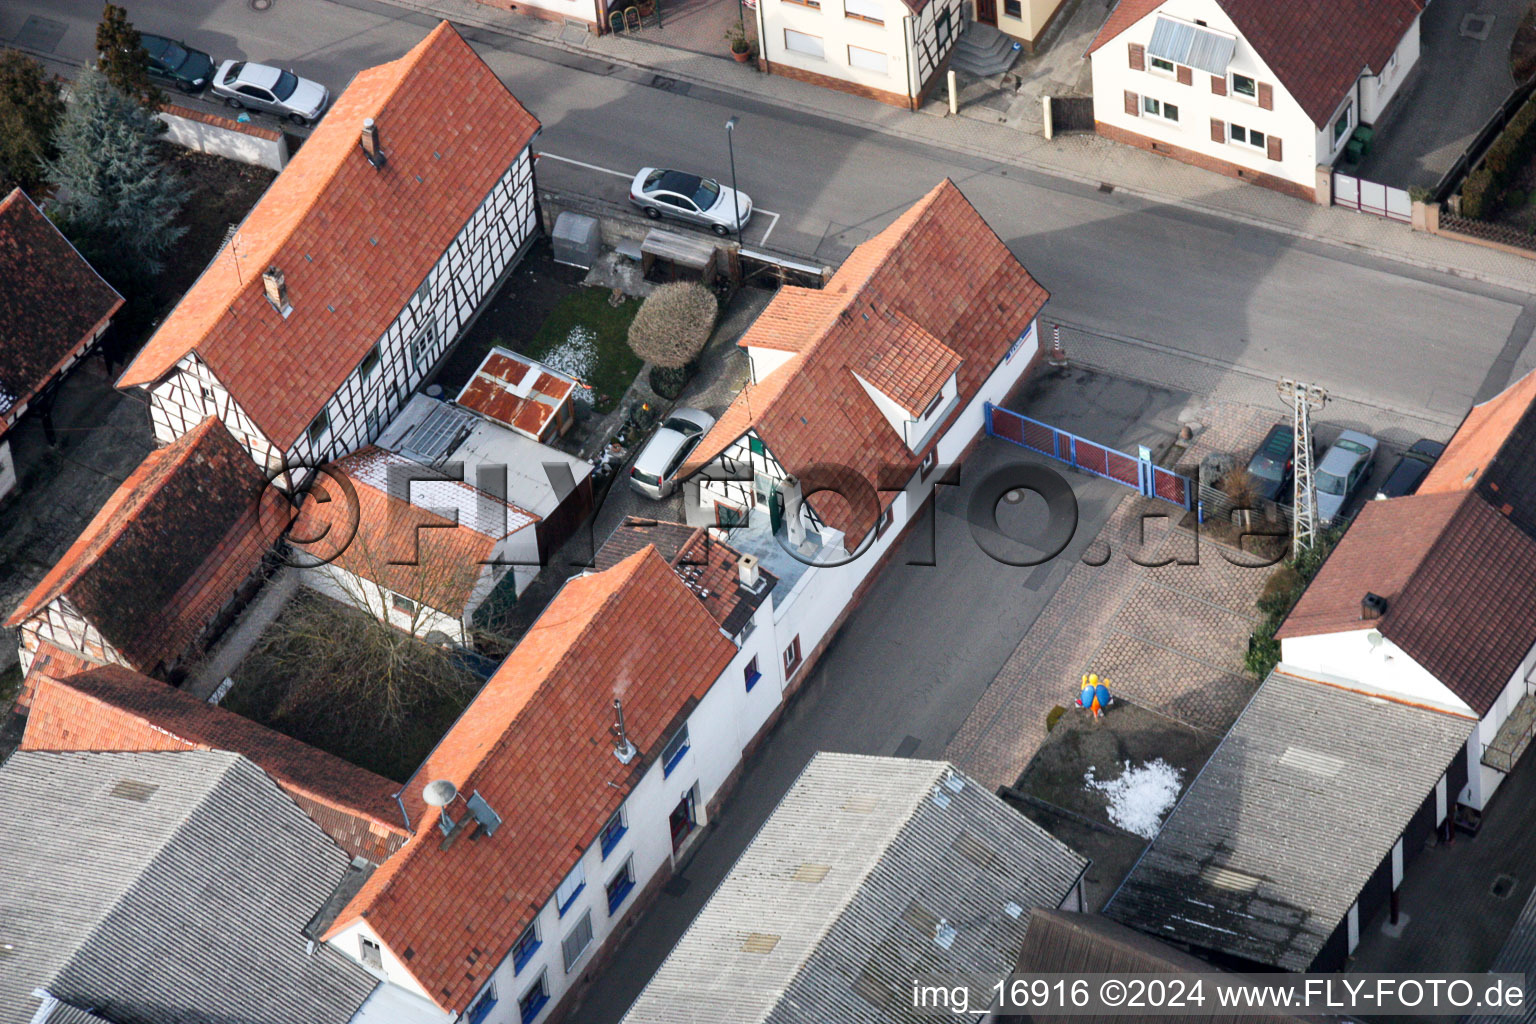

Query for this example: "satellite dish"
[423,779,459,808]
[1366,630,1384,649]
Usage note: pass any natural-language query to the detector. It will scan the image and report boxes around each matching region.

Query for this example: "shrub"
[1463,166,1496,219]
[1256,564,1302,616]
[649,363,691,400]
[627,282,718,369]
[1045,705,1067,732]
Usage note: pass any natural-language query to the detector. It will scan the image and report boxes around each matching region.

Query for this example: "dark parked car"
[1375,438,1446,500]
[1245,423,1296,503]
[141,34,215,93]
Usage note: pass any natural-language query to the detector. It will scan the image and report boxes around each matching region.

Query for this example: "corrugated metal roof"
[1104,669,1473,971]
[1147,16,1236,75]
[621,753,1089,1024]
[0,750,379,1024]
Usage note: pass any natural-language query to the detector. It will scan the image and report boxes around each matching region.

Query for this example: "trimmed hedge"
[1462,92,1536,220]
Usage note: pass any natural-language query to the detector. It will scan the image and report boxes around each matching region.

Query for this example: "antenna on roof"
[611,698,637,764]
[423,779,461,837]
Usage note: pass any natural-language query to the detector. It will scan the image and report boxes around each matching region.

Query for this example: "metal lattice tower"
[1278,378,1328,559]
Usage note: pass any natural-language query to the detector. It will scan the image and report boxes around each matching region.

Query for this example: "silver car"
[629,167,752,237]
[1314,429,1379,526]
[629,409,717,499]
[211,60,329,126]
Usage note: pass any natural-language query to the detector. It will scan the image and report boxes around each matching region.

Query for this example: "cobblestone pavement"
[944,398,1279,790]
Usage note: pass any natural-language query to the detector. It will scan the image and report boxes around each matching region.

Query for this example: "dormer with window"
[849,310,962,452]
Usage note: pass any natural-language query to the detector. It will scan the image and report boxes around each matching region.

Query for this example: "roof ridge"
[116,22,470,391]
[6,418,227,626]
[350,546,667,924]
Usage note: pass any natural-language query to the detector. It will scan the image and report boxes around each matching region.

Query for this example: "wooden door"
[974,0,996,27]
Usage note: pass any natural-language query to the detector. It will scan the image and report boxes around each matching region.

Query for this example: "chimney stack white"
[737,553,760,590]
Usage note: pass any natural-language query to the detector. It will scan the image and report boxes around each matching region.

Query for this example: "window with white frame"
[1148,56,1175,75]
[390,593,417,616]
[843,0,882,22]
[1142,96,1179,123]
[409,321,438,371]
[1231,72,1256,98]
[784,29,824,58]
[561,910,594,972]
[1332,104,1352,147]
[358,935,383,970]
[1229,122,1265,150]
[359,344,381,381]
[847,44,887,73]
[555,862,585,915]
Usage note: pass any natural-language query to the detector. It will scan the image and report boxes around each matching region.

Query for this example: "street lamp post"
[725,116,743,248]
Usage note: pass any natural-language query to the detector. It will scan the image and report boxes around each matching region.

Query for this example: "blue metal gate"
[985,402,1193,509]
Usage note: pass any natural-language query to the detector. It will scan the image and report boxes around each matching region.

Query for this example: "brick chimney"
[261,266,290,315]
[1361,592,1388,620]
[360,118,386,169]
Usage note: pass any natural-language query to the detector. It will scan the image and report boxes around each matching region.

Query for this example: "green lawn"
[522,289,643,414]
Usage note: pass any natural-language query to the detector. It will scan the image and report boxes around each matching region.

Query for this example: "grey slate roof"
[0,750,380,1024]
[1464,881,1536,1024]
[1105,668,1474,971]
[622,753,1089,1024]
[1001,909,1342,1024]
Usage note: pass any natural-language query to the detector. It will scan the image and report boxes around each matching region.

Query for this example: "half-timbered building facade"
[5,417,273,704]
[681,179,1048,692]
[115,22,541,488]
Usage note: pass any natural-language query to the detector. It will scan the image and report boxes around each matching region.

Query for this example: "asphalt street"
[7,0,1535,423]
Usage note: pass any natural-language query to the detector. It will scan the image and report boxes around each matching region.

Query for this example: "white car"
[629,167,752,237]
[629,409,716,499]
[1314,429,1379,526]
[210,60,329,126]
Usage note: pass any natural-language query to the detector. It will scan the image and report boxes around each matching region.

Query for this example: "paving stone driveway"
[945,398,1284,790]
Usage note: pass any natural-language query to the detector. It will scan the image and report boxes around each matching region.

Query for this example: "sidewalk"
[385,0,1536,293]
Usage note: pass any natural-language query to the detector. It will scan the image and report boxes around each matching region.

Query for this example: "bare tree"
[1221,468,1264,533]
[628,281,719,368]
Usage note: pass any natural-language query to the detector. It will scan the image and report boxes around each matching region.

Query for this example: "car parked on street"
[1374,438,1446,500]
[1315,429,1379,525]
[629,167,752,237]
[210,60,329,125]
[1245,423,1296,504]
[629,409,716,500]
[141,34,215,93]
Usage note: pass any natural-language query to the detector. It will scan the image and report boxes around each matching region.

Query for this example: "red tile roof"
[1089,0,1424,126]
[682,179,1048,549]
[6,417,276,674]
[1087,0,1164,54]
[595,517,778,634]
[21,664,409,861]
[294,447,538,616]
[1281,365,1536,717]
[321,546,737,1011]
[116,23,541,449]
[455,348,578,440]
[1276,490,1462,640]
[0,188,123,432]
[1421,369,1536,495]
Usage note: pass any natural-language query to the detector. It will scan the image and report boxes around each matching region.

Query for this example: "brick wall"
[1095,121,1318,204]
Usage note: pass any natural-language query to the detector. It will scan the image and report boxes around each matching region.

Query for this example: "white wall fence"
[157,104,289,172]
